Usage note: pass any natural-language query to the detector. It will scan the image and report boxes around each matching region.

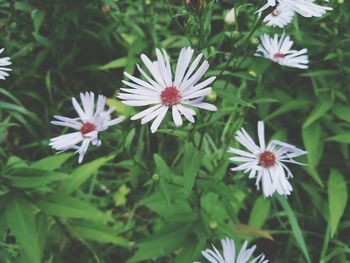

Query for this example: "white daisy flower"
[255,33,309,69]
[263,3,295,28]
[117,47,217,133]
[0,48,12,80]
[49,91,124,163]
[256,0,332,18]
[228,121,307,197]
[195,238,268,263]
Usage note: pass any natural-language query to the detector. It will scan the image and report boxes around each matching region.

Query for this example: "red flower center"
[259,151,276,168]
[273,53,285,59]
[160,86,181,106]
[271,9,279,16]
[80,122,96,135]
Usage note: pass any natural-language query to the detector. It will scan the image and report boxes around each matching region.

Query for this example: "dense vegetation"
[0,0,349,262]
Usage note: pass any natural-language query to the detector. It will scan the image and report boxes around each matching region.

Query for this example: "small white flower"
[263,3,295,28]
[0,48,12,80]
[225,8,236,25]
[255,33,309,69]
[228,121,307,197]
[50,91,123,163]
[256,0,332,18]
[117,47,217,133]
[195,238,268,263]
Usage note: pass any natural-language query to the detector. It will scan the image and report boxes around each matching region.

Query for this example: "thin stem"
[320,224,330,262]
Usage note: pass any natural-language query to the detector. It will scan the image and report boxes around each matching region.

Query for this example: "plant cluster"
[0,0,349,262]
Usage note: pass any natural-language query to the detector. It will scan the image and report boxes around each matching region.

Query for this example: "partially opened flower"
[195,238,268,263]
[117,47,217,133]
[228,121,307,197]
[256,0,332,18]
[0,48,12,80]
[255,33,309,69]
[50,92,123,163]
[263,3,295,28]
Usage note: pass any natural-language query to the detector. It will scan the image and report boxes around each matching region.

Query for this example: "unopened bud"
[102,4,110,14]
[337,0,344,4]
[225,8,236,25]
[152,174,160,181]
[206,91,217,102]
[145,0,152,5]
[209,221,218,229]
[231,31,240,40]
[250,37,259,46]
[248,70,257,77]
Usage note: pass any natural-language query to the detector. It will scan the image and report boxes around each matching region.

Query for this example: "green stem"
[320,224,330,262]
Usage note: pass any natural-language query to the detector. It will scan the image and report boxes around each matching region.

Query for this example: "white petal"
[176,104,196,123]
[150,106,168,133]
[72,97,87,121]
[141,105,168,124]
[257,121,266,150]
[130,104,163,120]
[50,132,83,150]
[172,106,183,127]
[184,102,217,111]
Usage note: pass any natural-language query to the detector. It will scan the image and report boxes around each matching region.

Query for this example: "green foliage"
[327,169,348,238]
[0,0,349,262]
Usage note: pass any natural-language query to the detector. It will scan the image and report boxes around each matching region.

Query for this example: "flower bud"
[250,37,260,46]
[209,220,218,229]
[248,70,257,78]
[225,8,236,25]
[206,91,217,102]
[231,30,240,40]
[101,4,110,14]
[152,174,160,181]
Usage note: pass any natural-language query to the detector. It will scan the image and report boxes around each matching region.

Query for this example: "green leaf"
[126,224,190,263]
[302,123,324,188]
[303,99,333,128]
[70,221,129,247]
[15,2,32,12]
[154,154,173,204]
[32,9,45,32]
[174,234,206,263]
[140,188,195,221]
[31,153,72,171]
[302,123,323,167]
[183,143,204,197]
[98,57,128,70]
[332,105,350,123]
[304,166,324,189]
[300,70,339,77]
[5,196,41,263]
[37,194,109,222]
[326,133,350,143]
[4,168,69,188]
[114,184,131,207]
[265,100,310,121]
[277,196,311,263]
[6,156,29,168]
[124,128,136,151]
[59,155,115,194]
[32,32,52,48]
[157,129,190,138]
[328,169,348,238]
[248,196,270,229]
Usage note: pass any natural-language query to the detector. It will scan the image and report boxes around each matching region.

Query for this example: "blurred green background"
[0,0,349,262]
